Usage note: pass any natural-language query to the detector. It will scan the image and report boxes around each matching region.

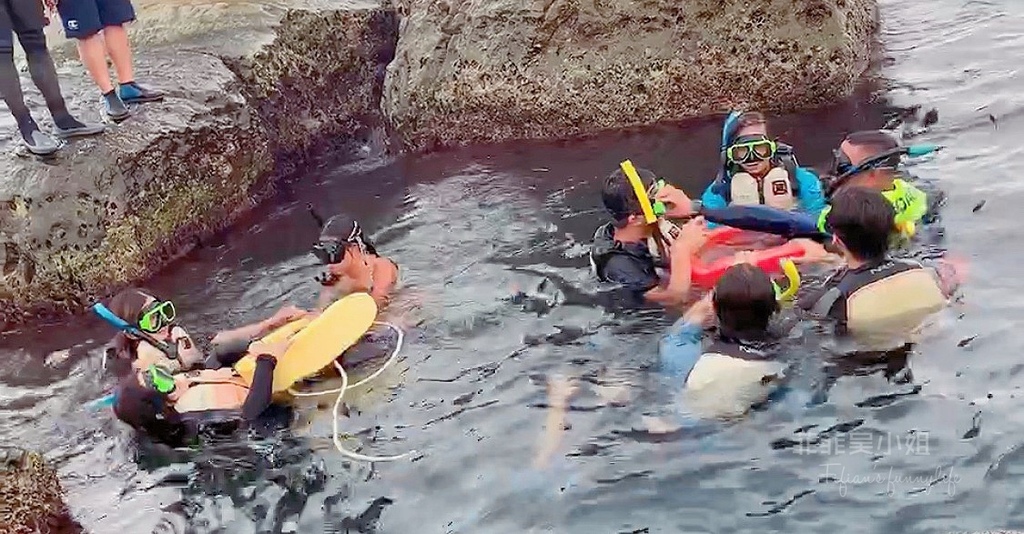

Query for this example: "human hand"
[247,338,292,361]
[670,216,708,257]
[653,183,695,218]
[266,304,308,328]
[789,238,842,265]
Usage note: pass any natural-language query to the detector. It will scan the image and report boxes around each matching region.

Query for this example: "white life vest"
[730,166,796,211]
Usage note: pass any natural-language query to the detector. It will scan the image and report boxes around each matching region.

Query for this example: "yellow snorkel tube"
[772,258,801,303]
[621,160,659,224]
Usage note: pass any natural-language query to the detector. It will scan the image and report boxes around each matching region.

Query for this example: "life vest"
[804,258,946,347]
[729,166,797,210]
[885,178,928,238]
[683,338,786,419]
[712,144,802,206]
[171,369,251,414]
[589,222,660,281]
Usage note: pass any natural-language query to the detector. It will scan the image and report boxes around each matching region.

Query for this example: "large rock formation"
[0,1,398,329]
[382,0,878,152]
[0,447,84,533]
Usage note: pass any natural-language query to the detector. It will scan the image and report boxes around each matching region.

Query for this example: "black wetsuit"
[113,340,279,447]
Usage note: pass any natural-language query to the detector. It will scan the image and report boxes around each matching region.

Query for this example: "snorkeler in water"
[701,111,826,220]
[312,213,400,311]
[104,287,309,374]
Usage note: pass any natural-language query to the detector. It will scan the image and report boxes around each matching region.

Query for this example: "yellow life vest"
[683,341,785,419]
[172,369,251,414]
[730,166,797,211]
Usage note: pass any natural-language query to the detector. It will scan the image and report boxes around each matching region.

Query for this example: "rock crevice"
[0,5,399,329]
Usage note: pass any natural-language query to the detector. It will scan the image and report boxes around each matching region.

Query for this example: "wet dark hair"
[113,375,186,447]
[601,166,655,225]
[713,264,779,339]
[736,111,767,131]
[844,130,901,168]
[108,287,162,367]
[827,187,896,262]
[319,214,378,256]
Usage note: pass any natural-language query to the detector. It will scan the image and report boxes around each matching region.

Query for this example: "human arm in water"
[699,179,731,229]
[316,257,399,311]
[206,305,310,368]
[533,375,579,470]
[643,218,707,308]
[657,184,826,240]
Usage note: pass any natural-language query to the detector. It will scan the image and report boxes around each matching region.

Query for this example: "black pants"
[0,0,71,133]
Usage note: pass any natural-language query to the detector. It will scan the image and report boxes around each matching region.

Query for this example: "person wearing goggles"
[700,111,827,224]
[105,287,309,374]
[796,187,956,345]
[311,214,399,310]
[823,130,932,241]
[590,165,710,308]
[113,337,293,447]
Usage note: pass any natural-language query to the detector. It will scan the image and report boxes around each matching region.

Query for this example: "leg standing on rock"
[0,0,103,156]
[54,0,164,122]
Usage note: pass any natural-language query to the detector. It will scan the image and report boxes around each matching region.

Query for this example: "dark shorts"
[0,0,46,38]
[56,0,135,39]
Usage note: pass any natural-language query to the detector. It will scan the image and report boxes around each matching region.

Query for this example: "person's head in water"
[601,166,657,239]
[831,130,901,192]
[713,263,779,340]
[823,187,896,265]
[312,214,379,274]
[113,372,186,447]
[108,288,178,368]
[725,112,773,178]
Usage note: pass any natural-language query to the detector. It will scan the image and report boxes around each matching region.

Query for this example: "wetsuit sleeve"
[602,255,659,294]
[700,180,729,229]
[794,167,827,219]
[699,204,825,239]
[241,354,277,421]
[659,319,703,378]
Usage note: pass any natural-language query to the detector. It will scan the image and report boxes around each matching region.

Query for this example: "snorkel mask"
[311,217,367,265]
[825,143,942,197]
[143,364,177,394]
[137,300,176,334]
[726,135,777,165]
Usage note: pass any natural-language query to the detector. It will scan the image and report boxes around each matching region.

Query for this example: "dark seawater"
[1,0,1021,532]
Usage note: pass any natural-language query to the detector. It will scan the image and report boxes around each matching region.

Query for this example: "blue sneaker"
[119,82,165,104]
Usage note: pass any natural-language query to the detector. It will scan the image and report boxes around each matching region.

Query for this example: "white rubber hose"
[288,321,415,462]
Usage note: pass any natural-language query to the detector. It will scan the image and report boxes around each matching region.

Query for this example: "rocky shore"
[0,0,877,329]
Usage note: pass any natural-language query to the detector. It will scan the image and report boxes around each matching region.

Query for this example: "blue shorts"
[56,0,135,39]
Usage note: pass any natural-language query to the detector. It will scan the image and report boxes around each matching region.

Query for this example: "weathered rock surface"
[382,0,878,152]
[0,447,84,533]
[0,1,398,329]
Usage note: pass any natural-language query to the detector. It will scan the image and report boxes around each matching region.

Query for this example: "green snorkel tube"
[772,258,801,303]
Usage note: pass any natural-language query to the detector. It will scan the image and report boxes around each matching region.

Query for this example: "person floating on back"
[0,0,103,155]
[701,111,826,221]
[50,0,163,122]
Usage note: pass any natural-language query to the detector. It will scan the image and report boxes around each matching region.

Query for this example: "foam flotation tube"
[690,227,806,288]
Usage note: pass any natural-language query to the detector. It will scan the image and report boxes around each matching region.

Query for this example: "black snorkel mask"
[308,205,366,265]
[825,144,942,198]
[312,239,345,265]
